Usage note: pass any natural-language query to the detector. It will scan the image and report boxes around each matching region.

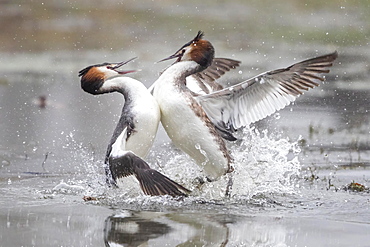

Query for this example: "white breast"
[153,65,229,180]
[111,77,160,159]
[127,96,160,158]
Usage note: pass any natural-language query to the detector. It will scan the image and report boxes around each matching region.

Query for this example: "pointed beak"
[157,53,181,63]
[117,70,137,75]
[111,57,138,74]
[156,48,185,64]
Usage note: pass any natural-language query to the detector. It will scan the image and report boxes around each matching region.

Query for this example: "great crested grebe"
[152,31,338,186]
[78,58,190,196]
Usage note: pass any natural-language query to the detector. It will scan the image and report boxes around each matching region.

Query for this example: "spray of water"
[50,128,301,206]
[146,126,301,202]
[227,127,301,199]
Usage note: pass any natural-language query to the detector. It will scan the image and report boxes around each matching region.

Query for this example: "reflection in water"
[103,210,370,247]
[102,210,308,247]
[103,211,289,247]
[104,212,172,247]
[104,211,231,247]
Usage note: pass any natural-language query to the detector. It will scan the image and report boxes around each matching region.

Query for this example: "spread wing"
[107,128,190,196]
[109,152,191,196]
[149,58,241,94]
[187,58,241,94]
[196,51,338,131]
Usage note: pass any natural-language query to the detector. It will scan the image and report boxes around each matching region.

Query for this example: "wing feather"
[196,51,338,131]
[187,58,241,94]
[109,152,191,196]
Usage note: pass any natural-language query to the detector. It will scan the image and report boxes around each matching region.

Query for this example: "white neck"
[159,61,202,83]
[101,76,147,98]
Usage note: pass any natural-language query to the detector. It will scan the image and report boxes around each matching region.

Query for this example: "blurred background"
[1,0,369,52]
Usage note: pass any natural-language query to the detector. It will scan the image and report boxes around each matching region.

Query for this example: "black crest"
[180,30,205,49]
[193,30,204,42]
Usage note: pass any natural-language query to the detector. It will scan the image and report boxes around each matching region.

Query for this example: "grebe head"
[78,57,137,95]
[158,31,215,68]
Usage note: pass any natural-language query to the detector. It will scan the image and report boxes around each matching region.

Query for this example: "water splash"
[48,128,301,206]
[40,132,107,200]
[227,127,301,199]
[147,126,301,201]
[195,143,209,166]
